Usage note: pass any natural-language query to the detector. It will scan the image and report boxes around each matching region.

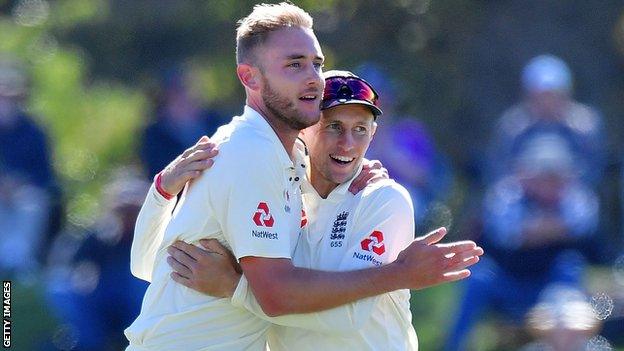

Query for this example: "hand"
[167,239,241,298]
[160,136,219,195]
[391,227,484,290]
[523,216,567,247]
[349,159,389,194]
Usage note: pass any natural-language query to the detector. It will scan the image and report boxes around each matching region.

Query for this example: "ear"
[236,64,261,91]
[370,121,378,138]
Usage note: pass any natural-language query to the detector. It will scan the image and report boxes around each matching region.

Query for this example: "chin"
[301,109,321,122]
[331,170,356,184]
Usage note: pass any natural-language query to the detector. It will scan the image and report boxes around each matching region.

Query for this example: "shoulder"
[497,104,532,138]
[216,119,275,155]
[484,177,524,213]
[564,182,598,206]
[211,120,281,170]
[358,179,413,213]
[565,102,604,135]
[361,179,411,199]
[195,119,285,195]
[351,180,415,251]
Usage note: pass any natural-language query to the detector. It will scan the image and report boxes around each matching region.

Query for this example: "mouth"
[330,154,355,165]
[299,91,320,103]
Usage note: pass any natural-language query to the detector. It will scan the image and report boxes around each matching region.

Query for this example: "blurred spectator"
[521,284,601,351]
[486,54,606,188]
[358,63,452,228]
[0,57,58,277]
[141,66,228,178]
[445,133,599,350]
[44,169,149,351]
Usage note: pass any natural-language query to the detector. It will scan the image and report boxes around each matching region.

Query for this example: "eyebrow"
[285,54,325,61]
[325,119,371,125]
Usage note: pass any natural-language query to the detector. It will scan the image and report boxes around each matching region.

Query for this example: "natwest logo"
[252,202,274,227]
[360,231,385,255]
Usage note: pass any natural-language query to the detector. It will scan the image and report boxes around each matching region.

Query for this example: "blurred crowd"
[2,51,624,350]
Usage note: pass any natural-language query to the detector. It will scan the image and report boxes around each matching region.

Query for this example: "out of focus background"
[2,0,624,350]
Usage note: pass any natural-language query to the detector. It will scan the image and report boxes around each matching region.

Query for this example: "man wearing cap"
[126,3,482,350]
[446,132,599,351]
[486,54,606,187]
[0,57,57,276]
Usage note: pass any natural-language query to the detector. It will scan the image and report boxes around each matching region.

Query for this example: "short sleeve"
[207,138,294,260]
[341,182,415,269]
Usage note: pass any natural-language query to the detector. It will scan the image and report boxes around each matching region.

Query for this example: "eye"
[313,62,324,70]
[289,62,301,69]
[354,126,368,134]
[326,123,342,133]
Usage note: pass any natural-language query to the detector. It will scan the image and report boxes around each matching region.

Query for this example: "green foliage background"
[2,0,624,349]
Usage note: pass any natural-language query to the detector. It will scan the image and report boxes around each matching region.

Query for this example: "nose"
[338,131,355,152]
[305,64,323,89]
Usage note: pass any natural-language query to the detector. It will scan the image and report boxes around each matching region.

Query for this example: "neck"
[306,167,338,199]
[247,96,299,159]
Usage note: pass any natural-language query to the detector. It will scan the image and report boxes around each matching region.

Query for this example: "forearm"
[130,184,176,281]
[281,265,399,313]
[522,218,567,247]
[241,227,482,316]
[232,274,377,331]
[242,258,402,316]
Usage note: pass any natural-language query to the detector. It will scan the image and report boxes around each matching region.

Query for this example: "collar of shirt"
[302,161,364,202]
[241,105,305,172]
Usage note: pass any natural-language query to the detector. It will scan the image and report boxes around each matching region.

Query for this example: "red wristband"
[154,172,175,200]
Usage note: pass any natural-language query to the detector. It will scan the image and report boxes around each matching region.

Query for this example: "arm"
[130,184,177,281]
[199,142,483,316]
[522,215,570,247]
[130,136,217,281]
[169,227,481,317]
[522,184,599,247]
[167,239,376,332]
[167,183,406,330]
[232,184,416,330]
[239,182,482,316]
[170,188,482,320]
[231,274,377,333]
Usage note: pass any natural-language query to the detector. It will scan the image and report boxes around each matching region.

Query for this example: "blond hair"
[236,2,313,64]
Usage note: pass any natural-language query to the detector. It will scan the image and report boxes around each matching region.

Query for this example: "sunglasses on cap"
[321,76,383,117]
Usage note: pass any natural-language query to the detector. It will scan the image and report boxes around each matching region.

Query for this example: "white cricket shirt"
[125,106,306,350]
[232,174,419,350]
[129,130,419,350]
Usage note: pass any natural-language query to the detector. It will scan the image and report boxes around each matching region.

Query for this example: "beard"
[261,75,319,131]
